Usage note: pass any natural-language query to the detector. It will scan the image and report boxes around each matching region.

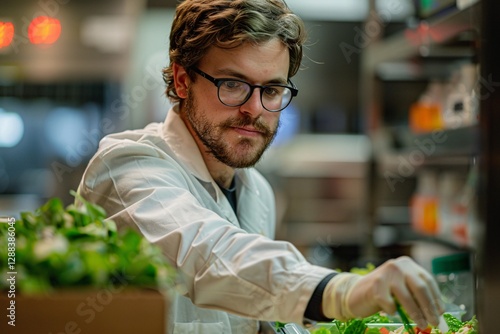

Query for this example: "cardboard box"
[0,288,168,334]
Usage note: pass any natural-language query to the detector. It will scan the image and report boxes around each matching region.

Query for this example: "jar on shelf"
[432,252,475,321]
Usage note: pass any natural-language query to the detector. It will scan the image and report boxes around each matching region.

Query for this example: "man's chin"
[222,156,261,169]
[218,150,264,168]
[212,136,273,168]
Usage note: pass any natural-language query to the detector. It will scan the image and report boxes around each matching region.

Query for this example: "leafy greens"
[0,192,176,294]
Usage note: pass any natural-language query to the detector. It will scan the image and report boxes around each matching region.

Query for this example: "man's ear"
[173,63,190,99]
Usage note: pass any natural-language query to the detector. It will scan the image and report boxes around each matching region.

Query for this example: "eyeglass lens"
[218,80,292,111]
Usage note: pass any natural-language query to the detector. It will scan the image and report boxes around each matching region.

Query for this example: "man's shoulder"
[98,122,166,151]
[103,122,162,143]
[85,122,179,167]
[81,122,188,185]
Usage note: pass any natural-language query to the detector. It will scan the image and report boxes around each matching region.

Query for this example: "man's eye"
[222,81,243,90]
[263,86,282,97]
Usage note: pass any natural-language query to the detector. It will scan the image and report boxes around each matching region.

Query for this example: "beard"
[183,89,279,168]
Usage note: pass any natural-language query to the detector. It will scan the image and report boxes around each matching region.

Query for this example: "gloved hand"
[322,256,445,329]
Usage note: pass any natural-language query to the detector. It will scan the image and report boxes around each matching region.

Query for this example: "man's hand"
[322,256,445,329]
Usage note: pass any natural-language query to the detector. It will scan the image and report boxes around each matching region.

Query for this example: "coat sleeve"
[78,140,336,324]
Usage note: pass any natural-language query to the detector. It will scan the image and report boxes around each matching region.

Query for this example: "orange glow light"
[0,22,15,48]
[28,16,61,45]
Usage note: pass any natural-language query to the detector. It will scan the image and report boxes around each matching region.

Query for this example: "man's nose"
[239,88,264,117]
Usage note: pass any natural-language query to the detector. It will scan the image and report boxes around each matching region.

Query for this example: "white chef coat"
[78,104,335,333]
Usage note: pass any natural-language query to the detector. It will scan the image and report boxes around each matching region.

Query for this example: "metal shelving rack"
[360,1,500,332]
[360,2,481,256]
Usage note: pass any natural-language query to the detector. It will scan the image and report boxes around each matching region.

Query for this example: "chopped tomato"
[378,327,390,334]
[415,327,432,334]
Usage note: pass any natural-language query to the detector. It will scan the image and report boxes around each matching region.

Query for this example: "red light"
[0,22,15,48]
[28,16,61,45]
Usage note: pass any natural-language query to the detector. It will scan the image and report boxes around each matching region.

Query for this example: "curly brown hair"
[162,0,306,103]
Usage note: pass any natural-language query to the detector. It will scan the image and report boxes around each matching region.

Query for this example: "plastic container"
[411,170,439,235]
[409,81,445,133]
[432,253,475,321]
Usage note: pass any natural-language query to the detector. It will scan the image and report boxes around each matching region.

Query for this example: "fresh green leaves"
[442,314,478,334]
[274,322,287,330]
[443,313,463,333]
[319,317,378,334]
[363,313,391,324]
[0,192,176,294]
[465,316,479,334]
[343,319,366,334]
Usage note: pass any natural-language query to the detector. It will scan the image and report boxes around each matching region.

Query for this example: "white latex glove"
[322,256,445,329]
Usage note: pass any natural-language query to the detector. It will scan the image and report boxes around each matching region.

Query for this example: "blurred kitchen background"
[1,0,499,331]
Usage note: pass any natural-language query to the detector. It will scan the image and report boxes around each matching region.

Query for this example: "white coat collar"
[162,104,214,184]
[161,105,239,222]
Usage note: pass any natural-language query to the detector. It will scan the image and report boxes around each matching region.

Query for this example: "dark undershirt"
[220,177,237,214]
[220,178,335,322]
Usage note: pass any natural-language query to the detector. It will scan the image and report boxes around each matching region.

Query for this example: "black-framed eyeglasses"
[191,67,298,112]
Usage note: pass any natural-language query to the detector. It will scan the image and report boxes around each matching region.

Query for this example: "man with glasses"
[78,0,444,333]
